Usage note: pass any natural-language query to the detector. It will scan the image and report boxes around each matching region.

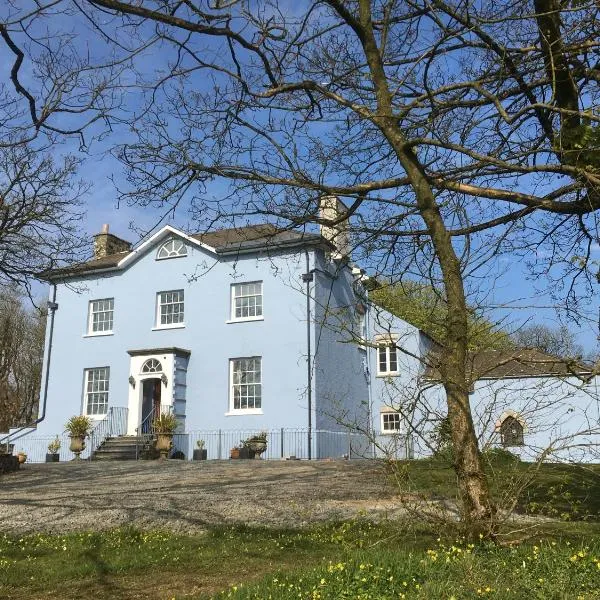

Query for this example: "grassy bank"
[1,520,599,599]
[392,457,600,521]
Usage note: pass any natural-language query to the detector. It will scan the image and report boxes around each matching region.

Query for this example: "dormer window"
[157,238,187,259]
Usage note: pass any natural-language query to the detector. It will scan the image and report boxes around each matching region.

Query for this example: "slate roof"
[423,347,593,381]
[40,224,325,280]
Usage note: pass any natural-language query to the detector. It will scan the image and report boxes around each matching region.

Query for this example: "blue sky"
[6,1,599,356]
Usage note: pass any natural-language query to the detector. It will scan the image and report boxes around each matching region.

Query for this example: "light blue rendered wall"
[461,376,600,462]
[366,303,429,458]
[366,303,600,461]
[30,240,323,442]
[312,256,370,456]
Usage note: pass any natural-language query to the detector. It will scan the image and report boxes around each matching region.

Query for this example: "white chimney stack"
[319,196,351,260]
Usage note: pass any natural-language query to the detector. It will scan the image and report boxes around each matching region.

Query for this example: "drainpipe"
[1,283,58,448]
[302,250,314,460]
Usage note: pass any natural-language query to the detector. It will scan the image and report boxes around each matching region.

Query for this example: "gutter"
[302,249,314,460]
[1,284,58,447]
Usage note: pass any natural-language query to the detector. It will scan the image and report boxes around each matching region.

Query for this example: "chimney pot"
[101,224,109,234]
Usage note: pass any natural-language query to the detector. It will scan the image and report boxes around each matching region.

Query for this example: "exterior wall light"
[128,375,136,388]
[161,373,168,386]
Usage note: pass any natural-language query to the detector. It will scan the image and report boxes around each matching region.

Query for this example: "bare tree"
[0,287,46,431]
[4,0,600,534]
[0,142,88,290]
[513,324,583,359]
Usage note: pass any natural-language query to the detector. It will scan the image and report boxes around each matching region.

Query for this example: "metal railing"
[181,428,376,461]
[88,407,129,458]
[11,427,415,463]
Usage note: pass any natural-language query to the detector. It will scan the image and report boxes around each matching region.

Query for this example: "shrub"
[153,412,178,434]
[47,437,61,454]
[65,415,92,438]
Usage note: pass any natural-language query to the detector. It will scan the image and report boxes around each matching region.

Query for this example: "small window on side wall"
[377,344,398,375]
[500,415,524,447]
[381,412,402,433]
[157,238,187,259]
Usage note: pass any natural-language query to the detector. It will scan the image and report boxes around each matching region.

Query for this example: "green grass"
[1,521,599,599]
[217,539,600,600]
[389,457,600,521]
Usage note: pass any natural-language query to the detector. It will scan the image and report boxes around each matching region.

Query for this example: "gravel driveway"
[0,460,400,535]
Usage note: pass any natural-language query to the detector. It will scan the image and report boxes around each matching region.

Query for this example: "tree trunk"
[353,0,495,533]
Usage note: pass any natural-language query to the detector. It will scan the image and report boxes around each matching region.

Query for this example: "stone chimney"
[319,196,351,259]
[93,224,132,259]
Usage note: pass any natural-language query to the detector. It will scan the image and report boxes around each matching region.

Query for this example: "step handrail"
[88,407,129,459]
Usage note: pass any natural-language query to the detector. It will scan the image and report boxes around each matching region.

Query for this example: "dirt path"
[0,460,402,534]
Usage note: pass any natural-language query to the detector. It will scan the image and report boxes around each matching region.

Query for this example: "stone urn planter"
[69,435,86,460]
[65,416,92,461]
[247,440,267,459]
[17,452,27,464]
[155,433,173,460]
[243,432,268,459]
[152,412,178,460]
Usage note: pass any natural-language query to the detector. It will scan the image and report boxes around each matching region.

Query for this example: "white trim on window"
[376,344,399,376]
[155,289,185,329]
[156,238,188,260]
[230,281,263,322]
[87,298,114,335]
[83,366,110,417]
[228,356,262,413]
[380,411,402,433]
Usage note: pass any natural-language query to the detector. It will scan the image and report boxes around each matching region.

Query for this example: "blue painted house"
[10,212,374,460]
[5,203,599,462]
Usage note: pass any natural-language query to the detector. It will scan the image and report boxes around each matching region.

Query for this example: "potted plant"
[0,443,14,455]
[243,432,268,459]
[153,412,178,459]
[46,437,61,463]
[193,439,207,461]
[16,451,27,464]
[65,415,92,460]
[230,445,241,459]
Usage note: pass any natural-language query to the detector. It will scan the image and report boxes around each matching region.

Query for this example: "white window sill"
[225,409,264,416]
[85,414,107,420]
[83,331,114,338]
[226,316,264,324]
[152,324,186,331]
[376,372,399,377]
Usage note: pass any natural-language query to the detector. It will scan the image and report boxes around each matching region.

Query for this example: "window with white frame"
[156,290,184,327]
[231,282,263,320]
[230,357,262,411]
[88,298,114,334]
[381,412,402,433]
[157,238,187,259]
[377,344,398,375]
[84,367,109,416]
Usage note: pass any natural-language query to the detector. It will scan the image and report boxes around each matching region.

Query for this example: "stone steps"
[92,436,154,461]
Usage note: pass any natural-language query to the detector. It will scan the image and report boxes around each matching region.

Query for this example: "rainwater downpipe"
[1,283,58,448]
[303,249,314,460]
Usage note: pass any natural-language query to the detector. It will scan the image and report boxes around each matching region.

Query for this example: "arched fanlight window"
[141,358,163,373]
[500,415,524,447]
[157,238,187,259]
